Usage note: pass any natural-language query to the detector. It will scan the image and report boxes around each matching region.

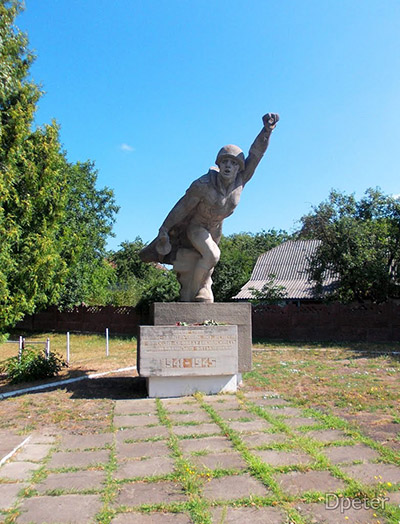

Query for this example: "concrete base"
[146,374,241,398]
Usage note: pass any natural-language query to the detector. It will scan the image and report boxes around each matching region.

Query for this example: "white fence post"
[46,338,50,360]
[18,336,23,362]
[66,332,70,364]
[106,328,109,357]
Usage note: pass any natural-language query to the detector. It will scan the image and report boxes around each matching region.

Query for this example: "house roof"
[233,239,338,300]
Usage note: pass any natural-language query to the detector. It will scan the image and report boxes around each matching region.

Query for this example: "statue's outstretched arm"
[242,113,279,185]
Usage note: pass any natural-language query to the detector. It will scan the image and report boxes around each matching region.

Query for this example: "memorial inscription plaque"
[138,325,238,377]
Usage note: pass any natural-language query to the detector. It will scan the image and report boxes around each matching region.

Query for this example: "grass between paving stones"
[95,400,119,523]
[299,408,400,467]
[156,398,212,524]
[240,394,399,523]
[196,393,308,524]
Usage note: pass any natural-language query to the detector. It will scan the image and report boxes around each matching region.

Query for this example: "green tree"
[0,1,70,332]
[212,230,289,302]
[0,2,119,334]
[109,238,179,307]
[57,161,119,308]
[298,188,400,302]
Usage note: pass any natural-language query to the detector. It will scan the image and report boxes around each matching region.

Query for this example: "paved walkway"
[0,392,399,523]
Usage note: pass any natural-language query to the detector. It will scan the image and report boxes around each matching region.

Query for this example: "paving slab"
[0,433,27,458]
[15,444,52,462]
[0,483,28,511]
[114,414,160,427]
[341,463,400,485]
[215,409,256,421]
[114,456,175,479]
[211,505,286,523]
[172,423,221,437]
[169,412,212,424]
[191,451,247,471]
[386,491,400,506]
[29,434,57,445]
[115,480,187,506]
[208,400,242,411]
[161,398,197,407]
[323,444,380,464]
[48,450,109,469]
[202,394,237,403]
[253,449,314,467]
[16,493,102,523]
[114,399,157,415]
[267,407,304,417]
[243,391,279,399]
[59,433,113,451]
[115,426,169,442]
[248,398,288,407]
[227,420,272,433]
[281,416,319,428]
[276,470,346,496]
[306,429,351,443]
[36,470,106,493]
[112,513,192,524]
[240,432,287,448]
[179,436,233,454]
[116,441,170,460]
[296,501,383,524]
[202,473,270,501]
[161,401,198,412]
[0,461,41,481]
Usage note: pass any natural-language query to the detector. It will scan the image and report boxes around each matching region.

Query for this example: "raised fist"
[262,113,280,131]
[156,228,172,256]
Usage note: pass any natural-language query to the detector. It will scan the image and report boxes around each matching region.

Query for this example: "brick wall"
[252,302,400,342]
[17,305,144,335]
[16,302,400,342]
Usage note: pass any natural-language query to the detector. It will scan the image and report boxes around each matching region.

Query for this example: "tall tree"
[298,188,400,302]
[57,161,119,308]
[0,2,119,335]
[0,1,69,332]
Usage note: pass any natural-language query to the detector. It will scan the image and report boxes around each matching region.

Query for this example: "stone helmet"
[216,144,245,171]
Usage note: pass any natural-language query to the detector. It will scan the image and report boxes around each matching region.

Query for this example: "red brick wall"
[252,302,400,342]
[17,305,144,335]
[16,302,400,342]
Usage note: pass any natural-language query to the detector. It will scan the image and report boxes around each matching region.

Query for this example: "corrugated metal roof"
[233,239,338,300]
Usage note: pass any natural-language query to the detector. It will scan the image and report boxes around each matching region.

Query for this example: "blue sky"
[18,0,400,251]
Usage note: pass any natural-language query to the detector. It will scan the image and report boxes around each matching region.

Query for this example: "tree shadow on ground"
[0,373,148,400]
[66,375,148,400]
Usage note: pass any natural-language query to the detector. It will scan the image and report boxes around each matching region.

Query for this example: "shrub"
[2,348,68,384]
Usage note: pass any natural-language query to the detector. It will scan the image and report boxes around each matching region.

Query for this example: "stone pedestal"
[151,302,252,372]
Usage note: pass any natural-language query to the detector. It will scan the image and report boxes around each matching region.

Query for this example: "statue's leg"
[187,225,220,302]
[173,248,200,301]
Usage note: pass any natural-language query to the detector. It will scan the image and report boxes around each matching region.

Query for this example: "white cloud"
[392,193,400,199]
[120,143,134,152]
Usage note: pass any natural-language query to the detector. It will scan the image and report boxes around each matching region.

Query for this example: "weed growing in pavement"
[155,398,212,524]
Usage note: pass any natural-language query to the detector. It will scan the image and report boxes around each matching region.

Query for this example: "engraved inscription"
[164,357,217,369]
[138,325,238,377]
[140,332,237,352]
